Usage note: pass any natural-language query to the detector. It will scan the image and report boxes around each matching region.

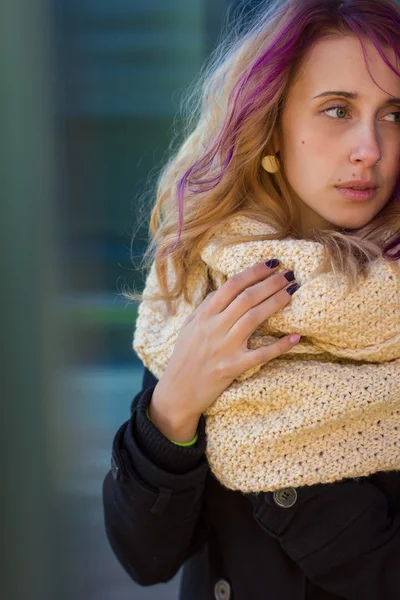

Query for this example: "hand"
[149,261,300,440]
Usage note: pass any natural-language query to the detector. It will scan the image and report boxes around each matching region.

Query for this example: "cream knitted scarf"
[133,215,400,493]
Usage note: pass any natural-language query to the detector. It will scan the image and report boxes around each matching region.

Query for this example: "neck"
[294,198,333,238]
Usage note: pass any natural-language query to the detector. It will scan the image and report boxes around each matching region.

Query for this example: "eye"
[384,111,400,123]
[323,104,350,119]
[322,105,400,123]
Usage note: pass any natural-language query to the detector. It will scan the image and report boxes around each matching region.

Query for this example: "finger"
[238,333,301,373]
[227,280,295,343]
[204,261,281,315]
[223,273,292,340]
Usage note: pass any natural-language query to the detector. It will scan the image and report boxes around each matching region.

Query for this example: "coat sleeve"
[102,365,210,586]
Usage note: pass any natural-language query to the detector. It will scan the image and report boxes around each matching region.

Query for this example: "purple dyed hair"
[171,0,400,258]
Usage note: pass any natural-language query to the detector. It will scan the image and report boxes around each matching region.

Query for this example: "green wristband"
[146,406,198,446]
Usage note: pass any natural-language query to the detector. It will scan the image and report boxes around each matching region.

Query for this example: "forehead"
[291,34,400,101]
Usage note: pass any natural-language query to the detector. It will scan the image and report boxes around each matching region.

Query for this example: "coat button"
[111,455,120,480]
[273,487,297,508]
[214,578,231,599]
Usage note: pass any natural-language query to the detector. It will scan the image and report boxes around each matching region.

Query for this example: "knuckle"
[237,287,254,303]
[195,309,209,324]
[225,273,241,288]
[203,290,217,306]
[243,307,260,329]
[207,289,218,297]
[198,290,217,313]
[269,294,282,311]
[211,358,230,380]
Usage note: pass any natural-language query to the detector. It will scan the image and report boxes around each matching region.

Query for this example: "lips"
[340,186,376,190]
[336,180,378,190]
[335,186,378,201]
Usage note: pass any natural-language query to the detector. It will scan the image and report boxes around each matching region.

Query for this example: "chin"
[331,217,372,231]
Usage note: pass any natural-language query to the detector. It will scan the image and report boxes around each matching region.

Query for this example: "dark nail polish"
[265,259,280,268]
[286,283,300,295]
[284,270,295,282]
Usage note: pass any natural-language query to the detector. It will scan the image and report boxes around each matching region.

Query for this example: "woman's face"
[273,34,400,236]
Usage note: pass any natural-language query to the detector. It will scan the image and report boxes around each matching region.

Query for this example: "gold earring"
[261,154,280,173]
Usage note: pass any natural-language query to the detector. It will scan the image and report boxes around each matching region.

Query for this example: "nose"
[349,123,382,167]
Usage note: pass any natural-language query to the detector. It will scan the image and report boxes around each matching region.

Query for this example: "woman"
[102,0,400,598]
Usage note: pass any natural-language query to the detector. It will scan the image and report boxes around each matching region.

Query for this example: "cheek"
[384,146,400,178]
[281,118,334,180]
[286,127,331,162]
[288,138,331,177]
[393,148,400,170]
[303,127,335,158]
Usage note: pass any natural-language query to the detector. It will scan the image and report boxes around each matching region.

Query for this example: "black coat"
[102,365,400,600]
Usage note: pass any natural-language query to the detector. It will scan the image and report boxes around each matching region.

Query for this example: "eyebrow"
[312,91,400,105]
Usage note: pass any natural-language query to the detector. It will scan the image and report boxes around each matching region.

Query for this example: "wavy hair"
[125,0,400,310]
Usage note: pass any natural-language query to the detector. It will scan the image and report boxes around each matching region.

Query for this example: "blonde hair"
[124,0,400,311]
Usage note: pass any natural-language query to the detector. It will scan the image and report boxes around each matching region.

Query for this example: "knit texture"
[133,215,400,492]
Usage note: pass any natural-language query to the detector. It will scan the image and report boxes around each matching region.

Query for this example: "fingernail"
[286,283,300,295]
[284,270,295,282]
[265,258,280,268]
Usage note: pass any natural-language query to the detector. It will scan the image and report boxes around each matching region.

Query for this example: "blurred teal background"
[58,0,229,367]
[0,0,259,599]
